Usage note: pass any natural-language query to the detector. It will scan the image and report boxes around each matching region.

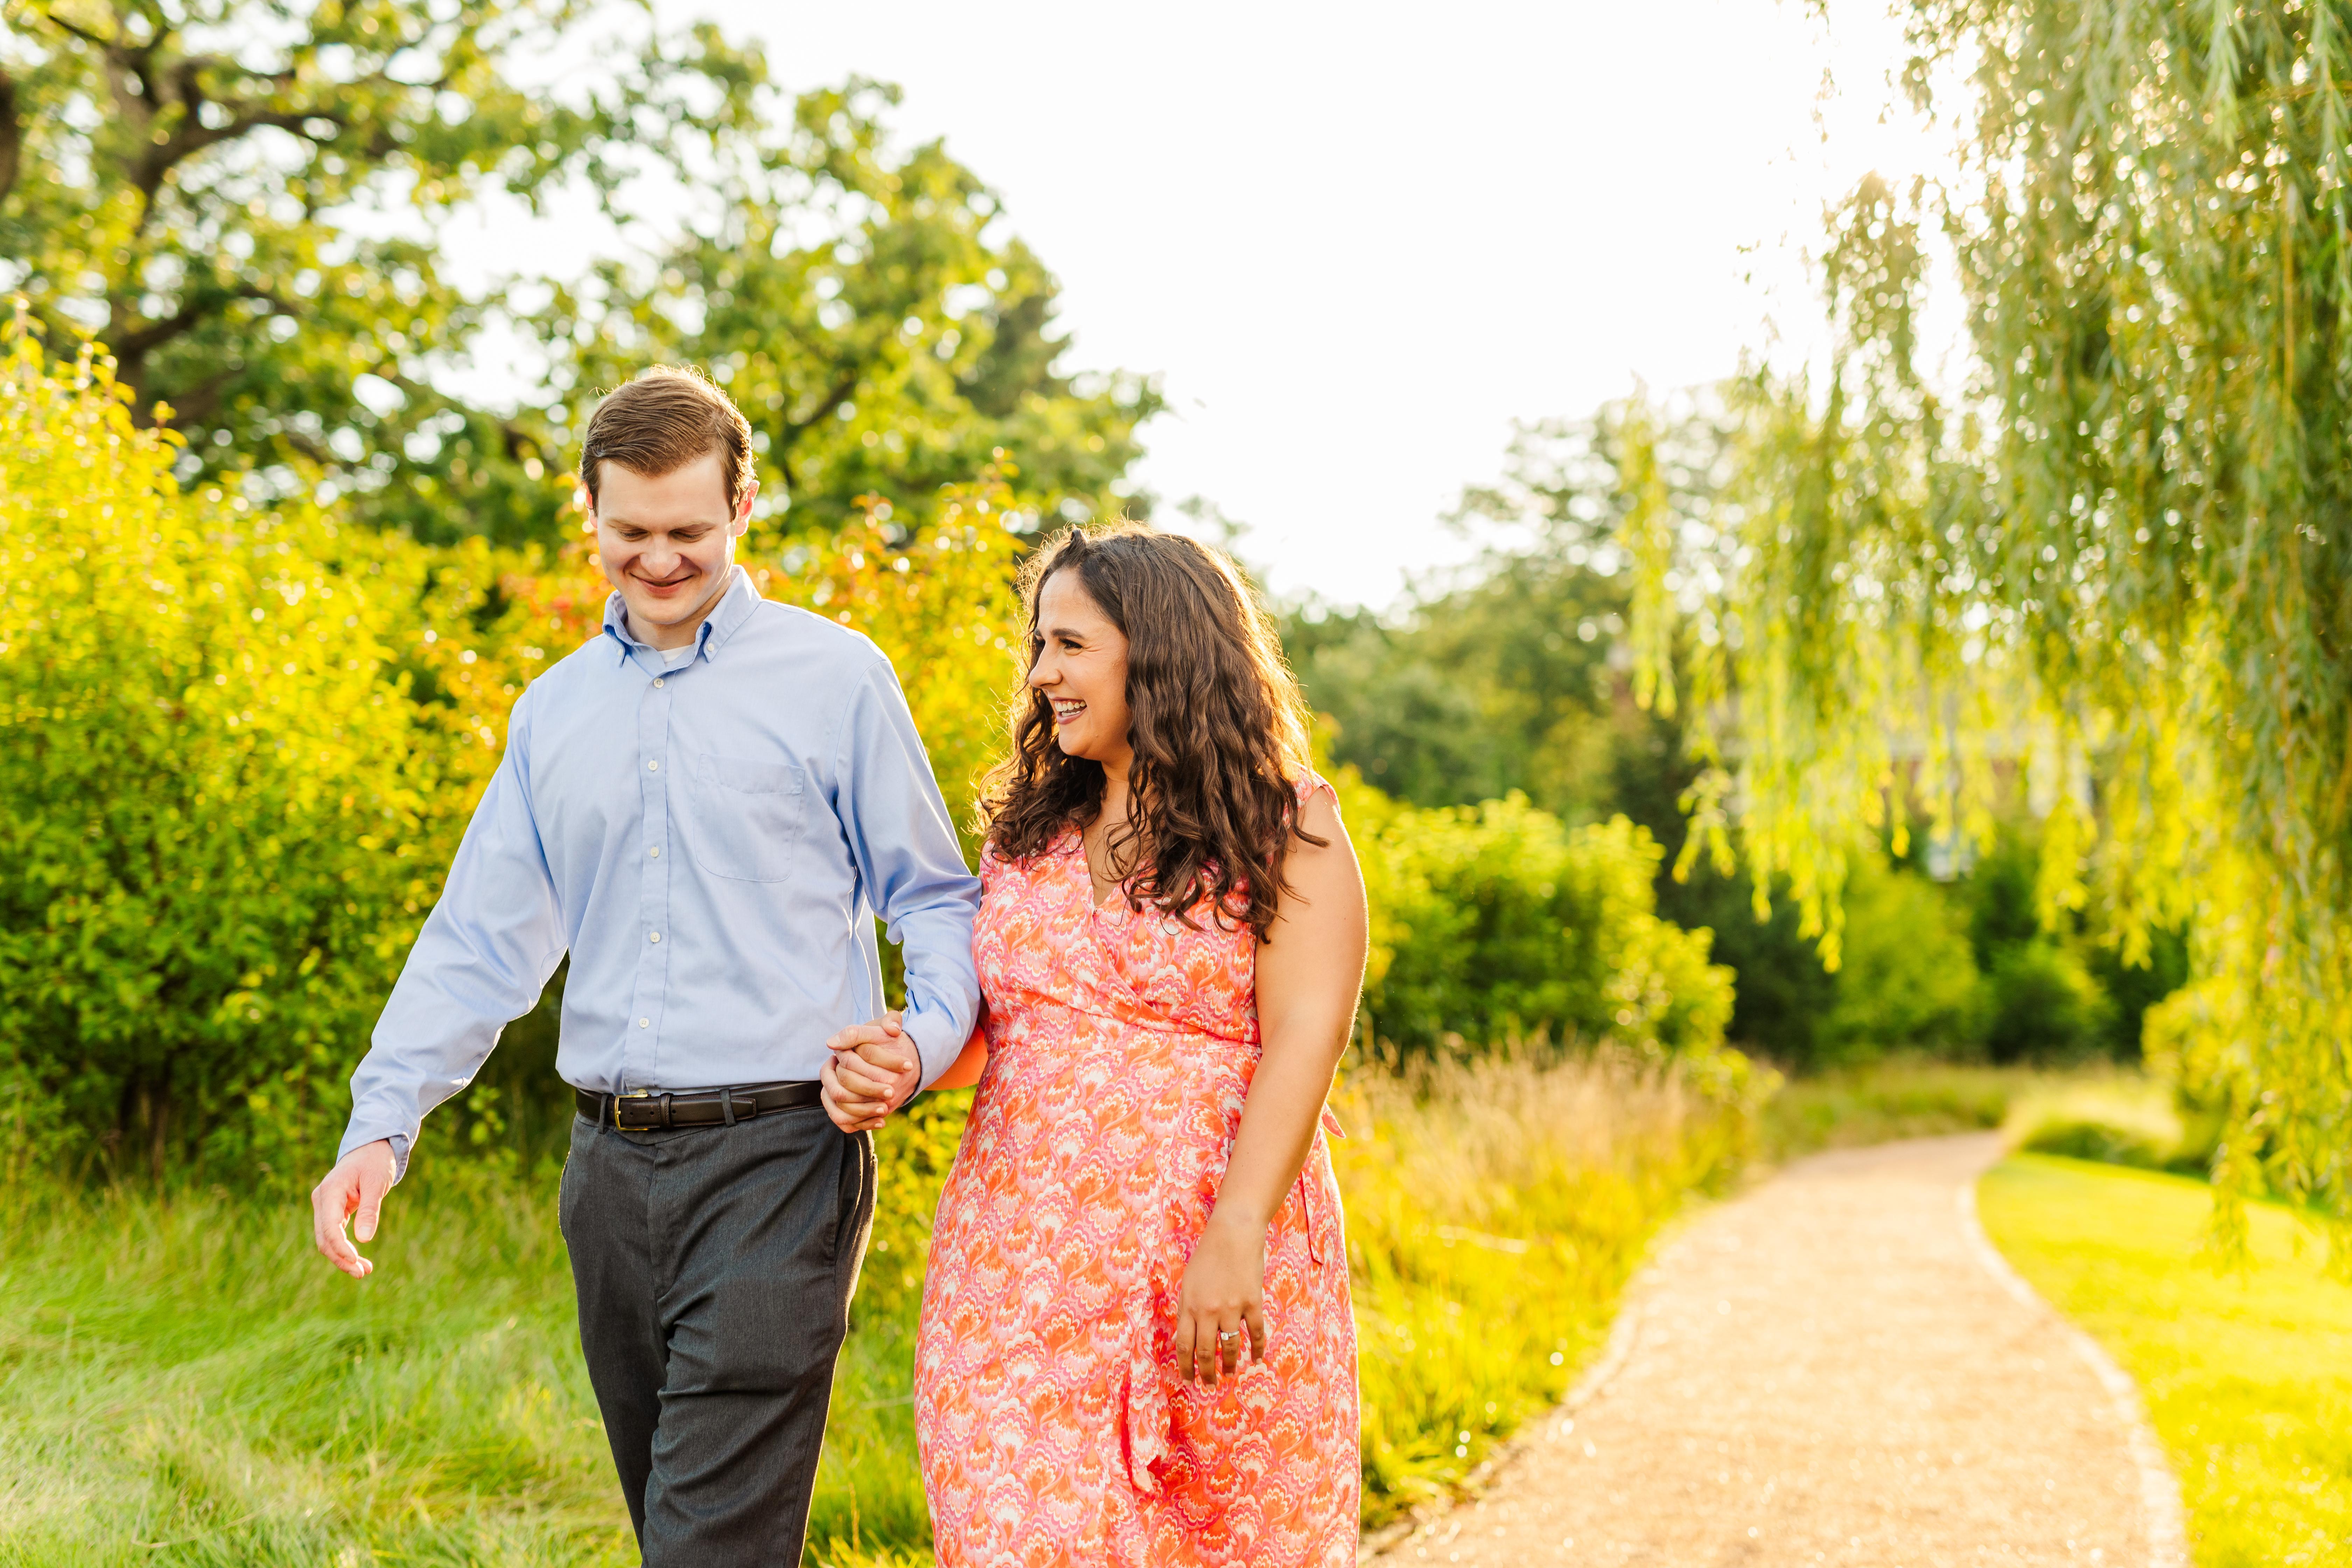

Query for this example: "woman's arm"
[1175,786,1368,1385]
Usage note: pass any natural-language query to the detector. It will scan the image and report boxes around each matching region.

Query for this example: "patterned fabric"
[914,780,1359,1567]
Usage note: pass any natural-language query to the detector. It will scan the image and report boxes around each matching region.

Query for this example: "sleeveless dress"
[913,781,1359,1567]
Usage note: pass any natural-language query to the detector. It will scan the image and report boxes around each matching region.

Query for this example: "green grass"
[0,1055,1754,1563]
[0,1154,923,1568]
[1979,1155,2352,1567]
[1760,1056,2114,1162]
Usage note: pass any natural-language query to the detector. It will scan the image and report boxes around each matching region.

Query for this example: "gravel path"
[1367,1134,2185,1568]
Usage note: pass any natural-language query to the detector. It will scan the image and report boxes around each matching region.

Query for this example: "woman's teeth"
[1051,699,1086,723]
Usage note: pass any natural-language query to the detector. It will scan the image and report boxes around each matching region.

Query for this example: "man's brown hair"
[580,366,757,513]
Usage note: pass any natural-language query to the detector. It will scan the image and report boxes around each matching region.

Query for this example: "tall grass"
[1759,1056,2062,1161]
[0,1051,1757,1565]
[1337,1049,1759,1525]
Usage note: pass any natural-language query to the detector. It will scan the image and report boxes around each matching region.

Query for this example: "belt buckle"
[613,1090,656,1130]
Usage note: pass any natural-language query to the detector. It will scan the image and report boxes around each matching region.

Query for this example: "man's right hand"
[312,1139,398,1279]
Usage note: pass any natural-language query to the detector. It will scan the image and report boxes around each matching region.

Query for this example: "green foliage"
[1978,942,2113,1066]
[1759,1057,2042,1161]
[0,326,464,1180]
[2018,1118,2173,1172]
[554,80,1160,546]
[2002,1073,2203,1174]
[0,4,1152,544]
[1338,773,1734,1062]
[1981,1156,2352,1566]
[1282,406,1710,825]
[1278,411,1850,1067]
[1620,1,2352,1247]
[1815,856,1981,1065]
[0,0,673,538]
[0,327,1034,1177]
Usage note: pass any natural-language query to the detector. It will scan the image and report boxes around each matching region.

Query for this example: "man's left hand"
[820,1010,920,1133]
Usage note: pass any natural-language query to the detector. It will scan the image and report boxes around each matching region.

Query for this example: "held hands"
[1174,1211,1271,1387]
[820,1009,922,1134]
[310,1139,398,1279]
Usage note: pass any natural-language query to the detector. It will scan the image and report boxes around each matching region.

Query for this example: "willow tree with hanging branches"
[1630,2,2352,1250]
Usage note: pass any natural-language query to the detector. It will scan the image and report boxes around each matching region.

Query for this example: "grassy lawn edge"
[1976,1154,2352,1568]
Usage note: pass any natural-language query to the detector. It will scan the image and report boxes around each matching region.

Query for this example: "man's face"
[587,452,757,649]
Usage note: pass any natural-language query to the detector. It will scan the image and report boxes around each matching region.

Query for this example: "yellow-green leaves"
[1626,0,2352,1252]
[0,323,484,1177]
[0,322,1041,1179]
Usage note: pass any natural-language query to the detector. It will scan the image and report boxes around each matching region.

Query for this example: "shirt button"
[653,677,664,688]
[649,931,661,943]
[638,1017,650,1028]
[647,760,659,772]
[649,846,660,858]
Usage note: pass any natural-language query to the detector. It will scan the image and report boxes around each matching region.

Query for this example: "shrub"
[0,326,1031,1183]
[0,331,485,1179]
[2001,1074,2182,1171]
[1980,941,2115,1063]
[1815,857,1981,1065]
[2018,1118,2172,1169]
[1340,776,1735,1061]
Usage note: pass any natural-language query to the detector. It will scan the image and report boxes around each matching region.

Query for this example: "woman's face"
[1028,568,1134,769]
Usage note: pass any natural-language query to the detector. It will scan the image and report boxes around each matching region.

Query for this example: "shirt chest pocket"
[682,752,807,883]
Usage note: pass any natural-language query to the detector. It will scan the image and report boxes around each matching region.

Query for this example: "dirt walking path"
[1367,1133,2186,1568]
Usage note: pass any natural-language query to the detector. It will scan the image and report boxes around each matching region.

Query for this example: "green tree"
[1285,406,1717,819]
[1629,3,2352,1245]
[1283,405,1840,1062]
[0,0,691,538]
[0,4,1154,544]
[553,80,1160,544]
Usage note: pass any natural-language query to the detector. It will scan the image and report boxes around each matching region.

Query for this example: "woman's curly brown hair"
[978,524,1323,941]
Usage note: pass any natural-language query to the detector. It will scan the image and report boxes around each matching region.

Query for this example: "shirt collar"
[599,565,761,668]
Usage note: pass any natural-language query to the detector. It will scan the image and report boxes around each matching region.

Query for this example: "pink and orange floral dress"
[913,782,1358,1567]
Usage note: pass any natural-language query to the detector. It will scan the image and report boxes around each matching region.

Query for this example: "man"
[309,366,979,1565]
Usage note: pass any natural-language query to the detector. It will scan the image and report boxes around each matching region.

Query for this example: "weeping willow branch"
[1628,5,2352,1261]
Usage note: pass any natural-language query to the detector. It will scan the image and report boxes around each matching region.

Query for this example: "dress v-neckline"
[1073,825,1129,914]
[1083,853,1126,915]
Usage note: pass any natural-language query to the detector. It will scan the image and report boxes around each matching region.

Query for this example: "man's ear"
[732,478,760,534]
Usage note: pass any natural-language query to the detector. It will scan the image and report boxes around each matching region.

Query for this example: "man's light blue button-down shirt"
[338,566,983,1175]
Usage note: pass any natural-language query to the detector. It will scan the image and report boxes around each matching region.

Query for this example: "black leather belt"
[575,1079,822,1131]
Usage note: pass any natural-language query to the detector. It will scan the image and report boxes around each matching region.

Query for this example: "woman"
[914,524,1365,1566]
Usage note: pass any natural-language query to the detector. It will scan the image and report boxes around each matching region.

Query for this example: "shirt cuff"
[901,1006,962,1090]
[338,1124,413,1185]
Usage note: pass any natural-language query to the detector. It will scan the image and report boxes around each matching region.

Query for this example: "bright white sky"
[471,1,1952,609]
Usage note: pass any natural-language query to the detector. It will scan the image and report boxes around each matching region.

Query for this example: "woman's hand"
[1174,1211,1270,1385]
[820,1010,916,1133]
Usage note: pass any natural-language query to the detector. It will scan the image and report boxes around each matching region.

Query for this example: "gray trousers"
[559,1104,876,1566]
